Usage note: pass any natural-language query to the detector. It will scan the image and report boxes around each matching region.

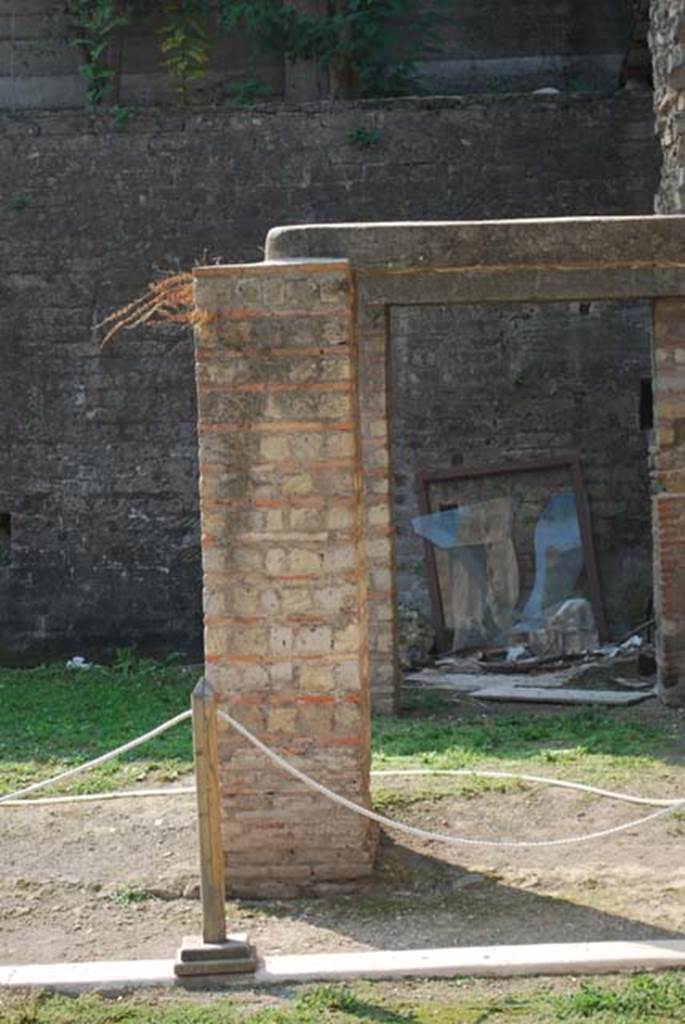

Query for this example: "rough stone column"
[650,0,685,212]
[193,260,377,897]
[652,297,685,704]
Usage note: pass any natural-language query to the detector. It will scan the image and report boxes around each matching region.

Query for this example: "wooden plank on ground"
[404,672,483,692]
[405,671,568,691]
[469,686,656,705]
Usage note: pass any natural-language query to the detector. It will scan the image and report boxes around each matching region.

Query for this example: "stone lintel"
[194,258,350,277]
[265,215,685,277]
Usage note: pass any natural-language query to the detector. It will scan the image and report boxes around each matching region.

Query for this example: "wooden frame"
[416,455,607,651]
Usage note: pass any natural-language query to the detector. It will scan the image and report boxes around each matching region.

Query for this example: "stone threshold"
[3,940,685,993]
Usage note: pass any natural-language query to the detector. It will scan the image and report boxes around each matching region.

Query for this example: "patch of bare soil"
[2,743,685,966]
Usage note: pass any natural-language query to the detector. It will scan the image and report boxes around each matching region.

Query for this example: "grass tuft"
[553,972,685,1020]
[107,884,157,906]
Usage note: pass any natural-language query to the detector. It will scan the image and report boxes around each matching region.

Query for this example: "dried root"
[98,272,195,346]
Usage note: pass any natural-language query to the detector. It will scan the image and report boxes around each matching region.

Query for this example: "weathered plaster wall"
[0,94,659,662]
[391,301,654,642]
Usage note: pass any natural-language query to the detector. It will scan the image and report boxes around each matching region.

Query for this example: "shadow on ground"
[238,832,685,952]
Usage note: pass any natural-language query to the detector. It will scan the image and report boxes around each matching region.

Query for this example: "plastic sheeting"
[519,491,584,629]
[412,497,519,650]
[412,490,594,651]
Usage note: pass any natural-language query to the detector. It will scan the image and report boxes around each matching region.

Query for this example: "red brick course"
[194,261,377,896]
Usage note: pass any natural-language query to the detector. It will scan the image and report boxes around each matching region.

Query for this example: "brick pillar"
[193,260,377,897]
[652,298,685,704]
[356,300,399,715]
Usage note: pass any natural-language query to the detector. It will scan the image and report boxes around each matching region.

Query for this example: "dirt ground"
[2,700,685,967]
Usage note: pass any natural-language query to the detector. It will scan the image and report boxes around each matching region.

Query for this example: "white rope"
[371,770,682,808]
[0,709,192,806]
[1,768,678,810]
[219,709,685,849]
[0,786,195,807]
[0,706,680,832]
[0,769,679,811]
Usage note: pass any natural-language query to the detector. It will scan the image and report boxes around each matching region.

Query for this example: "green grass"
[552,972,685,1021]
[4,974,685,1023]
[0,657,681,800]
[372,776,526,812]
[372,704,681,788]
[0,652,195,797]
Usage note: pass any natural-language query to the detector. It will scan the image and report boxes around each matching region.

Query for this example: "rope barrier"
[1,706,684,852]
[0,709,192,806]
[371,770,681,808]
[1,767,680,812]
[218,709,685,850]
[0,786,195,807]
[0,768,680,812]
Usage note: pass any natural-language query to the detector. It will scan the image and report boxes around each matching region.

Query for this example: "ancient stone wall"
[652,298,685,697]
[0,0,282,109]
[650,0,685,211]
[264,217,685,710]
[0,94,659,666]
[0,0,637,109]
[391,301,654,642]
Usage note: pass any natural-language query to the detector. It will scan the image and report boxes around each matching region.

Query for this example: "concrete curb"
[3,941,685,993]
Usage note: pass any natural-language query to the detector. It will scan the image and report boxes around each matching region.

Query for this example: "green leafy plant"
[59,0,445,105]
[110,102,134,127]
[226,75,267,106]
[63,0,131,105]
[218,0,443,98]
[348,125,381,148]
[157,0,210,100]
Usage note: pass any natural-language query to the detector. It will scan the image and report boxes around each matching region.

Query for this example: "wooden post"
[174,679,256,977]
[192,677,226,944]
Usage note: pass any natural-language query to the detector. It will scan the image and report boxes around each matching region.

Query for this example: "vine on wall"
[157,2,211,99]
[59,0,442,105]
[63,1,130,104]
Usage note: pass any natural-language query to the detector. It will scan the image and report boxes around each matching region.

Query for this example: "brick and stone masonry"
[192,218,685,890]
[263,217,685,712]
[652,298,685,701]
[193,260,377,896]
[0,95,659,667]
